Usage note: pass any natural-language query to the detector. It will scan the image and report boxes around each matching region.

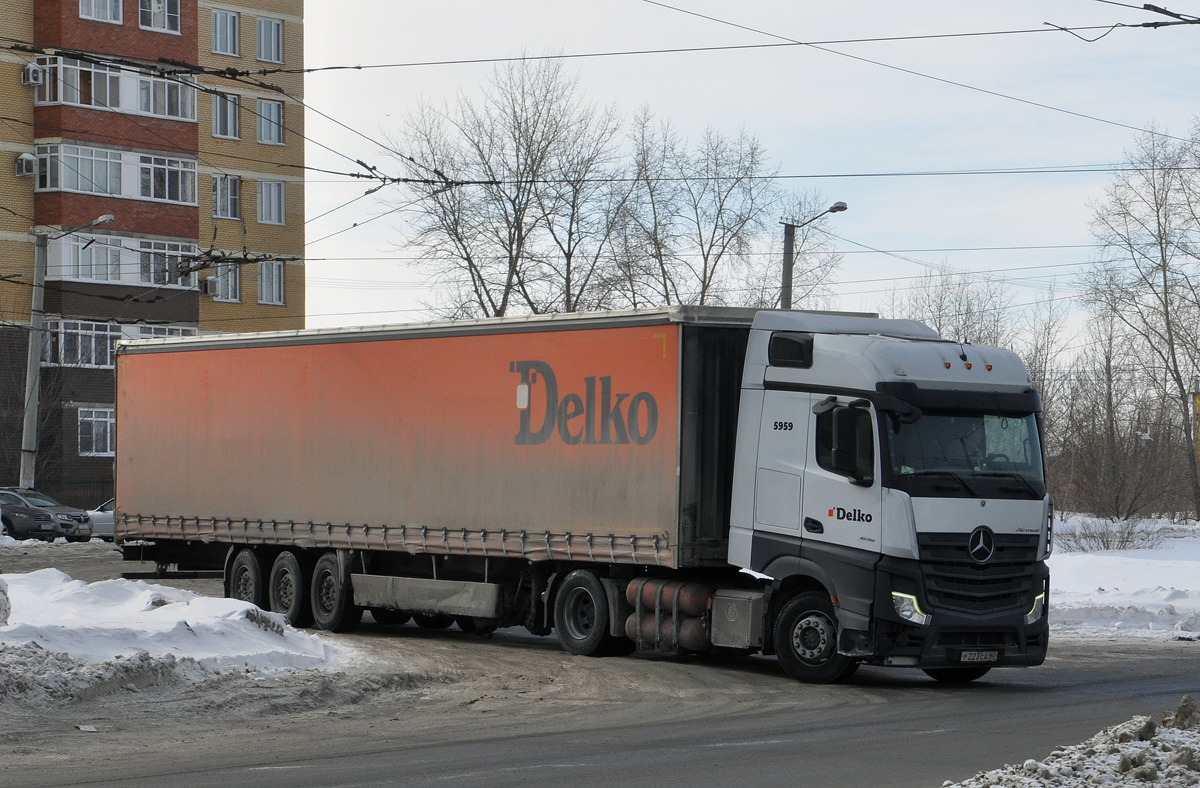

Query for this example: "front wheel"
[774,591,859,684]
[309,553,362,632]
[923,666,991,684]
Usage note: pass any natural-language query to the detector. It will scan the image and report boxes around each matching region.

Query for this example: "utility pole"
[780,202,846,310]
[20,215,116,490]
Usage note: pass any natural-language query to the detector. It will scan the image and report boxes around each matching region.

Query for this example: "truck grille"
[918,533,1039,614]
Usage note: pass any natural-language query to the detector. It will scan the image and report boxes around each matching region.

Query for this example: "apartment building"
[0,0,305,506]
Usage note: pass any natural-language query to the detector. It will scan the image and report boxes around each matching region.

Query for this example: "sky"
[299,1,1200,329]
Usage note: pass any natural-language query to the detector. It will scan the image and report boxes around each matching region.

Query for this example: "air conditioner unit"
[200,277,220,297]
[15,153,36,178]
[21,64,44,86]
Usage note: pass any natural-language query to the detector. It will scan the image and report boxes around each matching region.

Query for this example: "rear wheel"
[370,608,411,626]
[774,591,859,684]
[923,666,991,684]
[553,570,617,657]
[269,551,313,627]
[228,549,266,609]
[309,553,362,632]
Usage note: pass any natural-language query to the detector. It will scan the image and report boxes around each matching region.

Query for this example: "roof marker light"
[944,362,952,369]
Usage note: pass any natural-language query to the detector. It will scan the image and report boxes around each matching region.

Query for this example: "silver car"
[87,498,115,541]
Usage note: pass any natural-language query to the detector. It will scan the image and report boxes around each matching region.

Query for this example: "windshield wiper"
[908,470,981,497]
[986,471,1042,497]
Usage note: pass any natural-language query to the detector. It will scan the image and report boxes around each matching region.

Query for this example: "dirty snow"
[2,520,1200,787]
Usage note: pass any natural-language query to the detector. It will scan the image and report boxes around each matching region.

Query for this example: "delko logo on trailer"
[512,360,658,446]
[828,506,873,522]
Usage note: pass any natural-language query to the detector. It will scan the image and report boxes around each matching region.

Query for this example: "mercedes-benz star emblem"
[968,526,996,564]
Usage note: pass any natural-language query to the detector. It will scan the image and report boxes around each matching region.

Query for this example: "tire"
[923,666,992,684]
[370,608,411,626]
[309,552,363,632]
[228,549,267,609]
[0,520,13,539]
[553,570,615,657]
[269,551,313,628]
[774,591,859,684]
[412,613,454,630]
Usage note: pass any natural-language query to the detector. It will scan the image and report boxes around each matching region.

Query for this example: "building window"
[140,0,180,32]
[137,325,197,338]
[213,93,240,138]
[79,408,116,457]
[80,0,122,23]
[43,321,122,368]
[138,240,198,287]
[213,175,241,219]
[256,17,283,62]
[34,57,121,108]
[258,260,284,305]
[213,262,240,301]
[257,180,285,225]
[139,155,197,204]
[36,144,122,195]
[138,72,197,120]
[256,99,283,144]
[212,10,239,55]
[64,235,123,281]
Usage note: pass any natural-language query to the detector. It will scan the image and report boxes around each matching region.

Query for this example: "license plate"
[960,650,998,663]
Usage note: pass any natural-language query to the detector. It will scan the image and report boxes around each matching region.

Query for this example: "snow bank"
[943,696,1200,788]
[0,568,338,706]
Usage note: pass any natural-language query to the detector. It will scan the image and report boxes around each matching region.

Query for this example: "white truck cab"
[726,312,1050,683]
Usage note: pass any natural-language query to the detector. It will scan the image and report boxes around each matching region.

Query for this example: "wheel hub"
[792,612,835,662]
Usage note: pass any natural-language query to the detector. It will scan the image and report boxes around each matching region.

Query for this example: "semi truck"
[114,307,1051,684]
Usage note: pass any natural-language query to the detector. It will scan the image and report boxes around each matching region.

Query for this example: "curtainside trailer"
[116,307,1051,683]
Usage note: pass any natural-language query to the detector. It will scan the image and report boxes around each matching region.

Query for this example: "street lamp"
[19,214,118,489]
[780,202,847,310]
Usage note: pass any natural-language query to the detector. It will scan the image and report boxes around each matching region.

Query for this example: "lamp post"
[20,214,117,489]
[781,201,846,310]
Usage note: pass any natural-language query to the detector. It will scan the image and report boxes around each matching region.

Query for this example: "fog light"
[892,592,931,626]
[1025,593,1046,625]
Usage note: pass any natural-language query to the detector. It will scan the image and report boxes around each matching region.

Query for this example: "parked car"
[0,488,92,542]
[87,498,115,541]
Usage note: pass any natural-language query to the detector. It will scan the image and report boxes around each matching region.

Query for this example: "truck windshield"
[885,410,1045,498]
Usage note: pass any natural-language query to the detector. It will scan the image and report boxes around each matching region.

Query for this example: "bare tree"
[734,191,843,309]
[1083,122,1200,518]
[882,263,1017,346]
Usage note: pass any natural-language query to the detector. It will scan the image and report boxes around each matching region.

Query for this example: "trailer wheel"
[413,613,454,630]
[370,608,411,626]
[229,549,267,609]
[553,570,615,657]
[269,551,313,628]
[923,666,991,684]
[310,553,362,632]
[774,592,859,684]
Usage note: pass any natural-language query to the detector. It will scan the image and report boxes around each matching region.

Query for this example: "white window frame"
[34,57,121,108]
[80,0,122,23]
[139,155,197,204]
[213,175,241,219]
[213,93,240,139]
[35,144,122,195]
[256,17,283,63]
[212,10,239,56]
[140,0,180,33]
[138,71,197,120]
[137,325,197,339]
[256,99,283,145]
[64,235,124,281]
[78,408,116,457]
[258,260,284,305]
[138,240,198,287]
[257,180,285,225]
[213,261,241,301]
[43,321,122,368]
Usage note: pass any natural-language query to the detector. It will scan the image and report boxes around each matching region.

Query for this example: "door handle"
[803,517,824,534]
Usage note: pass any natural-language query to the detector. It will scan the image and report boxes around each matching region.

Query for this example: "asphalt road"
[3,543,1197,788]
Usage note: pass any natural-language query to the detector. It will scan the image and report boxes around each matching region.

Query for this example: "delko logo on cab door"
[511,360,659,446]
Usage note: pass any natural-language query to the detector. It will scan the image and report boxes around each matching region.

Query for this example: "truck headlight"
[1025,593,1046,625]
[892,592,931,626]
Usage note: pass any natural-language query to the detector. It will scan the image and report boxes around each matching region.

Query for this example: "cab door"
[753,390,811,535]
[800,398,883,551]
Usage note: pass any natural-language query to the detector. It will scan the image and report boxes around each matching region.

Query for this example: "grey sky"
[301,1,1200,327]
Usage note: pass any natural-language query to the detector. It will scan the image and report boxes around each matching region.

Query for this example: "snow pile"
[943,696,1200,788]
[0,568,337,706]
[1048,523,1200,640]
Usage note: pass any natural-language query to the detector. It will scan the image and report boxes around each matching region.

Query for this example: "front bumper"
[852,555,1049,669]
